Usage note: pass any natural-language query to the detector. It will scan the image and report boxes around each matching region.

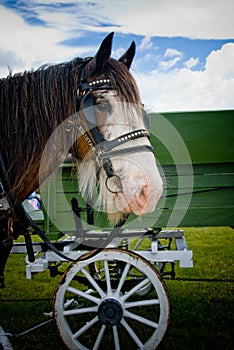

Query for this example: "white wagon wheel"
[53,249,170,350]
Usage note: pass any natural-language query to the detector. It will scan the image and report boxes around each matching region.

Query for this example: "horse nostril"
[137,185,149,208]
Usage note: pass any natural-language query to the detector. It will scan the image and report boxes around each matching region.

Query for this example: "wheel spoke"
[124,310,158,329]
[104,260,112,294]
[125,298,159,309]
[93,325,106,350]
[67,286,100,304]
[63,305,98,316]
[64,298,76,309]
[54,249,170,350]
[121,318,144,349]
[115,262,130,296]
[72,315,99,339]
[81,267,106,298]
[113,325,120,350]
[122,277,150,301]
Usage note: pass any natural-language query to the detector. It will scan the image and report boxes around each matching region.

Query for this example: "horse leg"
[0,218,13,289]
[0,238,13,288]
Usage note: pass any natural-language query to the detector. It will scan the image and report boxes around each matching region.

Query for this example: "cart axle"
[98,298,123,326]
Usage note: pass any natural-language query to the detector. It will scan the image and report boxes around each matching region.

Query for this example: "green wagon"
[16,109,234,350]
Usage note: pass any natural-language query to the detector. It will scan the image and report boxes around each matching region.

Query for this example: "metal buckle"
[0,197,10,211]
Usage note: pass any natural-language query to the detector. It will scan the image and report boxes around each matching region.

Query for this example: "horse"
[0,32,163,287]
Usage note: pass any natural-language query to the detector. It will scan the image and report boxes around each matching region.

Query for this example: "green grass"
[0,227,233,349]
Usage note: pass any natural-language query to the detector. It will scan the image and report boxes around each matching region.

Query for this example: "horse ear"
[119,41,136,69]
[90,32,114,75]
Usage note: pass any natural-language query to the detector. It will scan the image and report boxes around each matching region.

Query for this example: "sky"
[0,0,234,112]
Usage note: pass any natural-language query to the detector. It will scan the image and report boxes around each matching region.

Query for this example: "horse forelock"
[86,57,141,106]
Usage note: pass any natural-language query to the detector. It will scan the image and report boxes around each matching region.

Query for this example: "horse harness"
[0,58,154,273]
[66,60,153,193]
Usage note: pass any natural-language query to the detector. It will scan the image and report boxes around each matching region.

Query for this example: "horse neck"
[0,59,81,202]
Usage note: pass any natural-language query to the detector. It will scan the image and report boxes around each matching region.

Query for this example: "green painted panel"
[149,110,234,165]
[155,208,234,227]
[162,174,233,188]
[161,188,234,208]
[162,163,234,175]
[44,186,234,232]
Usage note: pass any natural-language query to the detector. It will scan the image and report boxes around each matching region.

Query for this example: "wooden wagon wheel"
[53,249,170,350]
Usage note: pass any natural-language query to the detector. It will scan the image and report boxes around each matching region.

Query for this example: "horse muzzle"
[114,175,163,216]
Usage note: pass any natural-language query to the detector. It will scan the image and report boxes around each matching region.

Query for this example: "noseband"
[67,60,154,194]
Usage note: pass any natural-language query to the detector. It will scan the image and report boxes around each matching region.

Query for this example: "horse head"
[69,33,163,223]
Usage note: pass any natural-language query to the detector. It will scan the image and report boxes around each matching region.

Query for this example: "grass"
[0,226,233,349]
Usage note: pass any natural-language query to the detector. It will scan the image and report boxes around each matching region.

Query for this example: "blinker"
[81,92,97,126]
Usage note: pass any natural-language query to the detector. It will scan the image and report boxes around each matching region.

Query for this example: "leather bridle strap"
[93,130,153,179]
[96,129,151,153]
[98,145,153,160]
[74,69,154,184]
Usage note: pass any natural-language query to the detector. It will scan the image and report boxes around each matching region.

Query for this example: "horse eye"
[96,101,112,113]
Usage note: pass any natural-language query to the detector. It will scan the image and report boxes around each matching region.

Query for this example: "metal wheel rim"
[53,249,170,350]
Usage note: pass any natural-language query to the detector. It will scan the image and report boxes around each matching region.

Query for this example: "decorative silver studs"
[88,79,111,87]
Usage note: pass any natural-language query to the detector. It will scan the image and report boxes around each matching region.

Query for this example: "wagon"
[10,109,234,350]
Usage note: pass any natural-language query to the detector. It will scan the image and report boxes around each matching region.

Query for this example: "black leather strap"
[98,129,150,153]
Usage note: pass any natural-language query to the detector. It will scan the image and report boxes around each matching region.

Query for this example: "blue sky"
[0,0,233,112]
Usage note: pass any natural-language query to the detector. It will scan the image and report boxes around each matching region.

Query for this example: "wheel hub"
[98,298,123,326]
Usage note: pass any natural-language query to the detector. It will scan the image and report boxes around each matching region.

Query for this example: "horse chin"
[107,212,126,224]
[78,160,126,224]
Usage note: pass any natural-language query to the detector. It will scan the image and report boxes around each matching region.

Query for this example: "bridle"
[67,59,154,194]
[0,59,154,269]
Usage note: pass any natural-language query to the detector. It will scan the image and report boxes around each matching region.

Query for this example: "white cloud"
[205,43,234,79]
[112,47,126,58]
[0,0,233,77]
[159,56,181,71]
[184,57,200,69]
[135,43,234,112]
[98,0,234,39]
[0,5,95,77]
[144,53,156,63]
[164,48,183,58]
[1,0,233,43]
[139,36,154,50]
[0,2,233,113]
